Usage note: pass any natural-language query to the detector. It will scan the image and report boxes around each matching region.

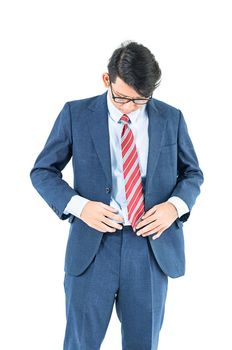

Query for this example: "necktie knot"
[120,114,130,125]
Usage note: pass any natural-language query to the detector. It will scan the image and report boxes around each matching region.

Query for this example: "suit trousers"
[63,225,168,350]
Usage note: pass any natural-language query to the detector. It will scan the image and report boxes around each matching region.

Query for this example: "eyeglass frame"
[109,81,152,105]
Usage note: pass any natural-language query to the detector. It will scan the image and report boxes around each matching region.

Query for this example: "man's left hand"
[135,202,178,240]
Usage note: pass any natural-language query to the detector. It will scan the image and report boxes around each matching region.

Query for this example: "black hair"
[107,41,161,97]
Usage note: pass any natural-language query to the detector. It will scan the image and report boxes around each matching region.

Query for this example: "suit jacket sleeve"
[30,102,77,220]
[171,111,204,222]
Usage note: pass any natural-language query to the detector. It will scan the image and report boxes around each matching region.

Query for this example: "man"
[30,41,203,350]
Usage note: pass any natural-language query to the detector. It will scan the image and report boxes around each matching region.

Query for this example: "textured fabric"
[30,92,204,278]
[120,114,145,230]
[30,92,203,350]
[64,92,149,224]
[63,92,189,222]
[63,226,168,350]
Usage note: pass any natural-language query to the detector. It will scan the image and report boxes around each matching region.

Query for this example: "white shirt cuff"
[168,196,189,218]
[63,195,90,219]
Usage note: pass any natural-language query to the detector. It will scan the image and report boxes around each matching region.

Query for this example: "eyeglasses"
[110,82,152,105]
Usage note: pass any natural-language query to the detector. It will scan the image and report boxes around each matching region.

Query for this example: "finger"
[90,222,109,233]
[88,219,117,233]
[152,229,164,240]
[142,205,157,219]
[140,229,156,237]
[136,221,162,236]
[136,215,156,229]
[100,203,119,212]
[141,224,163,237]
[103,210,124,223]
[102,217,123,230]
[97,221,117,233]
[136,221,155,235]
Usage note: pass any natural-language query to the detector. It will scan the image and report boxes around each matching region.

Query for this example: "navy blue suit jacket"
[30,92,203,278]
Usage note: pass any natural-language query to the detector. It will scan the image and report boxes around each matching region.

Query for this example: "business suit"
[30,92,203,349]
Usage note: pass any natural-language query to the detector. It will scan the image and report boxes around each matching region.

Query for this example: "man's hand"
[135,202,178,240]
[80,201,124,233]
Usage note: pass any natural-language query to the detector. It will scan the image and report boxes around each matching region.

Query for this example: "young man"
[30,41,203,350]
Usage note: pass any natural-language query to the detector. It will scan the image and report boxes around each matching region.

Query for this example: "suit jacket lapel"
[87,92,112,187]
[145,100,168,197]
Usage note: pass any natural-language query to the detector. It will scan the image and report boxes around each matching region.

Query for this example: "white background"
[1,0,232,349]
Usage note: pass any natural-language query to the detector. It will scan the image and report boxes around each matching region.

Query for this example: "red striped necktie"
[120,114,145,231]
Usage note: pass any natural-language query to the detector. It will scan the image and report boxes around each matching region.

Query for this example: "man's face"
[103,74,149,114]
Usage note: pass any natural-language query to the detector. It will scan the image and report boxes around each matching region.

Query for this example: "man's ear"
[102,72,110,88]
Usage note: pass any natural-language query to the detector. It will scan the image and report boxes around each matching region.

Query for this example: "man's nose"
[122,101,136,113]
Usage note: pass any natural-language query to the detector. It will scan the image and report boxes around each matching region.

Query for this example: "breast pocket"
[161,142,177,149]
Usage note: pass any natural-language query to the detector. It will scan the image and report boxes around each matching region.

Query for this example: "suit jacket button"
[106,187,111,193]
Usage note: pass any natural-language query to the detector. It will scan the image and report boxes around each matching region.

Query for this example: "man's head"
[102,41,161,114]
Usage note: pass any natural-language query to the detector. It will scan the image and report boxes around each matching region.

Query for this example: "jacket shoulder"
[66,93,105,112]
[152,98,180,114]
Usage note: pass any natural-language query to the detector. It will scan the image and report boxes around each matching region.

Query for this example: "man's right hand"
[80,201,124,233]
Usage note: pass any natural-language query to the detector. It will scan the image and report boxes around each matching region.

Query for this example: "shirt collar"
[107,90,146,124]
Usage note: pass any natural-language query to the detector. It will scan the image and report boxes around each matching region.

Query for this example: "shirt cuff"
[63,195,90,219]
[168,196,189,218]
